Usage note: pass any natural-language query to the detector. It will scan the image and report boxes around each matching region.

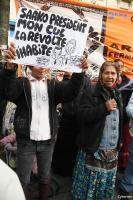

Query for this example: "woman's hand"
[105,99,117,112]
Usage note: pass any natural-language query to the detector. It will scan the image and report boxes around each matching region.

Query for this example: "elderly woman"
[72,61,123,200]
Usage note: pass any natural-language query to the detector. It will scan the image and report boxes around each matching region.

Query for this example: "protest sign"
[13,7,88,72]
[53,0,133,78]
[10,0,133,78]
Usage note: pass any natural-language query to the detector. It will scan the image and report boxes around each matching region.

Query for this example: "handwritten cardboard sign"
[13,7,88,72]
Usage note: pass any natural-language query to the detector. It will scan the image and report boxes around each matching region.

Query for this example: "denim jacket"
[99,108,119,149]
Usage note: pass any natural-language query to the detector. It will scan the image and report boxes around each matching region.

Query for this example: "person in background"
[0,63,8,138]
[90,77,98,87]
[2,42,89,200]
[114,59,129,87]
[52,71,91,177]
[119,92,133,198]
[0,158,25,200]
[0,98,7,138]
[114,59,131,171]
[0,61,16,139]
[72,61,123,200]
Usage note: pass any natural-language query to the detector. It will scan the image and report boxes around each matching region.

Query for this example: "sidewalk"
[29,170,133,200]
[29,172,72,200]
[1,147,133,199]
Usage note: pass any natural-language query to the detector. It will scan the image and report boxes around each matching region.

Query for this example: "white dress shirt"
[29,76,51,141]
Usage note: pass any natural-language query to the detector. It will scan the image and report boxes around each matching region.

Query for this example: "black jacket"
[76,82,123,153]
[2,69,84,143]
[118,74,131,122]
[59,75,91,132]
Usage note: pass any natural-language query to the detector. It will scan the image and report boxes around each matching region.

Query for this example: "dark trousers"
[17,140,55,185]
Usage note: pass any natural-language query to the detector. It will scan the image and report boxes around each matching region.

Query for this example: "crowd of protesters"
[0,42,133,200]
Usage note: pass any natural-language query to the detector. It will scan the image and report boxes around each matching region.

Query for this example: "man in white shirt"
[3,43,89,200]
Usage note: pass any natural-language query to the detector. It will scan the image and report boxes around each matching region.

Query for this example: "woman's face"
[101,65,117,89]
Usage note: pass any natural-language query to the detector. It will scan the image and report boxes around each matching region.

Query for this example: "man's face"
[31,67,49,80]
[116,61,124,75]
